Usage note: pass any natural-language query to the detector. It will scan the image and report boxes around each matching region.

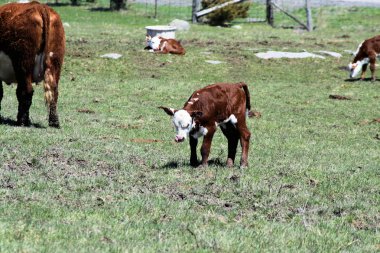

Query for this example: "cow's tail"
[237,82,252,117]
[40,4,54,106]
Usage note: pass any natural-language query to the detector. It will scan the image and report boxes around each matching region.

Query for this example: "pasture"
[0,2,379,252]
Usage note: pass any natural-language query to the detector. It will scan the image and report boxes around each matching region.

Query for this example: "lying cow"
[348,35,380,81]
[159,82,252,168]
[0,2,65,127]
[146,35,185,55]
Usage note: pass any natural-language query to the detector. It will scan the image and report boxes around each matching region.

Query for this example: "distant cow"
[159,82,252,168]
[0,2,65,127]
[348,35,380,81]
[146,35,185,55]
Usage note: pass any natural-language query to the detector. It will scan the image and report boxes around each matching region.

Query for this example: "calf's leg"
[200,126,216,167]
[237,123,251,168]
[369,52,377,81]
[361,64,368,80]
[221,124,240,167]
[189,136,199,167]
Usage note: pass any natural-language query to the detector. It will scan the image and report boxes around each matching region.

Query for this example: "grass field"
[0,2,379,252]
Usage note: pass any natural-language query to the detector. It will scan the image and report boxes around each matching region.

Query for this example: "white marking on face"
[148,36,162,50]
[191,126,208,139]
[187,102,193,105]
[49,52,54,57]
[192,98,199,102]
[349,58,369,78]
[172,109,193,141]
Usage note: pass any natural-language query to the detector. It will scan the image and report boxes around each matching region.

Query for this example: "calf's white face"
[147,36,161,50]
[172,110,193,142]
[348,58,369,78]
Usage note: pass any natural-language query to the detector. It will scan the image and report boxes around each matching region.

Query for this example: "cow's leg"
[199,126,216,167]
[44,68,60,128]
[16,76,34,126]
[237,123,251,168]
[361,64,368,80]
[189,135,199,167]
[369,52,377,81]
[220,124,240,167]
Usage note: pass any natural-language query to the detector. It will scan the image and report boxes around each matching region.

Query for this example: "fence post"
[266,0,274,27]
[192,0,200,23]
[305,0,313,31]
[154,0,158,19]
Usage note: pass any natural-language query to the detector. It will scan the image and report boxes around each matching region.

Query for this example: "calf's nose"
[175,136,185,143]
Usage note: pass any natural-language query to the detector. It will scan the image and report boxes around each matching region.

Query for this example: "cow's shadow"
[160,158,225,170]
[344,77,377,82]
[0,116,46,129]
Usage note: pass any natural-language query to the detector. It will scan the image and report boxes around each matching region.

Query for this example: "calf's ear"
[158,106,176,116]
[190,110,203,119]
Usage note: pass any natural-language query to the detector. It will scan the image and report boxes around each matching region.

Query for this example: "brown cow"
[348,35,380,81]
[0,1,65,127]
[146,35,185,55]
[159,82,252,168]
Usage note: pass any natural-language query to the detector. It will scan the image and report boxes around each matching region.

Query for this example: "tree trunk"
[110,0,126,11]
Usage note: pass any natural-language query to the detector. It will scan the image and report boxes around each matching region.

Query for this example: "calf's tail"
[237,82,251,112]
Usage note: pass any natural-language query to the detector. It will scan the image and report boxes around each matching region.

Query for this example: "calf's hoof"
[197,163,208,169]
[190,159,199,167]
[371,78,376,82]
[240,161,248,169]
[49,120,60,128]
[226,158,234,168]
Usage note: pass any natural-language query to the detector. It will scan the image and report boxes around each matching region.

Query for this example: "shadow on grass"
[344,77,376,82]
[89,7,112,12]
[160,158,225,169]
[46,3,72,7]
[0,117,46,129]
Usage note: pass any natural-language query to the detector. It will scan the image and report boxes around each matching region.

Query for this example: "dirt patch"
[248,110,261,118]
[77,108,95,114]
[329,94,352,100]
[129,138,164,143]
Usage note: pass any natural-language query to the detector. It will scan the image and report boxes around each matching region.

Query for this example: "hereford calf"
[0,2,65,127]
[159,82,252,168]
[348,35,380,81]
[146,35,185,55]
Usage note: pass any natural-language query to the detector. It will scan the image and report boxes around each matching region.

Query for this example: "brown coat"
[0,1,65,127]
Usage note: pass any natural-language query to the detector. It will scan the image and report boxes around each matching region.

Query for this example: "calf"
[159,82,252,168]
[146,35,185,55]
[0,2,65,127]
[348,35,380,81]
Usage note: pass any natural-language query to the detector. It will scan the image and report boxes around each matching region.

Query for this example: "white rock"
[255,51,325,59]
[100,53,122,59]
[232,25,242,29]
[169,19,190,31]
[205,60,223,64]
[317,51,342,58]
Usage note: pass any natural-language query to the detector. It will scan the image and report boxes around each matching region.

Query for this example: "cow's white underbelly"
[0,51,16,84]
[0,51,45,84]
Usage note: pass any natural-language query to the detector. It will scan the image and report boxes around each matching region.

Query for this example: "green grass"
[0,2,379,252]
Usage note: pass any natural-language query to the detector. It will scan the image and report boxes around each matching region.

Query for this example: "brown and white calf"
[159,82,252,168]
[146,35,185,55]
[0,2,65,127]
[348,35,380,81]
